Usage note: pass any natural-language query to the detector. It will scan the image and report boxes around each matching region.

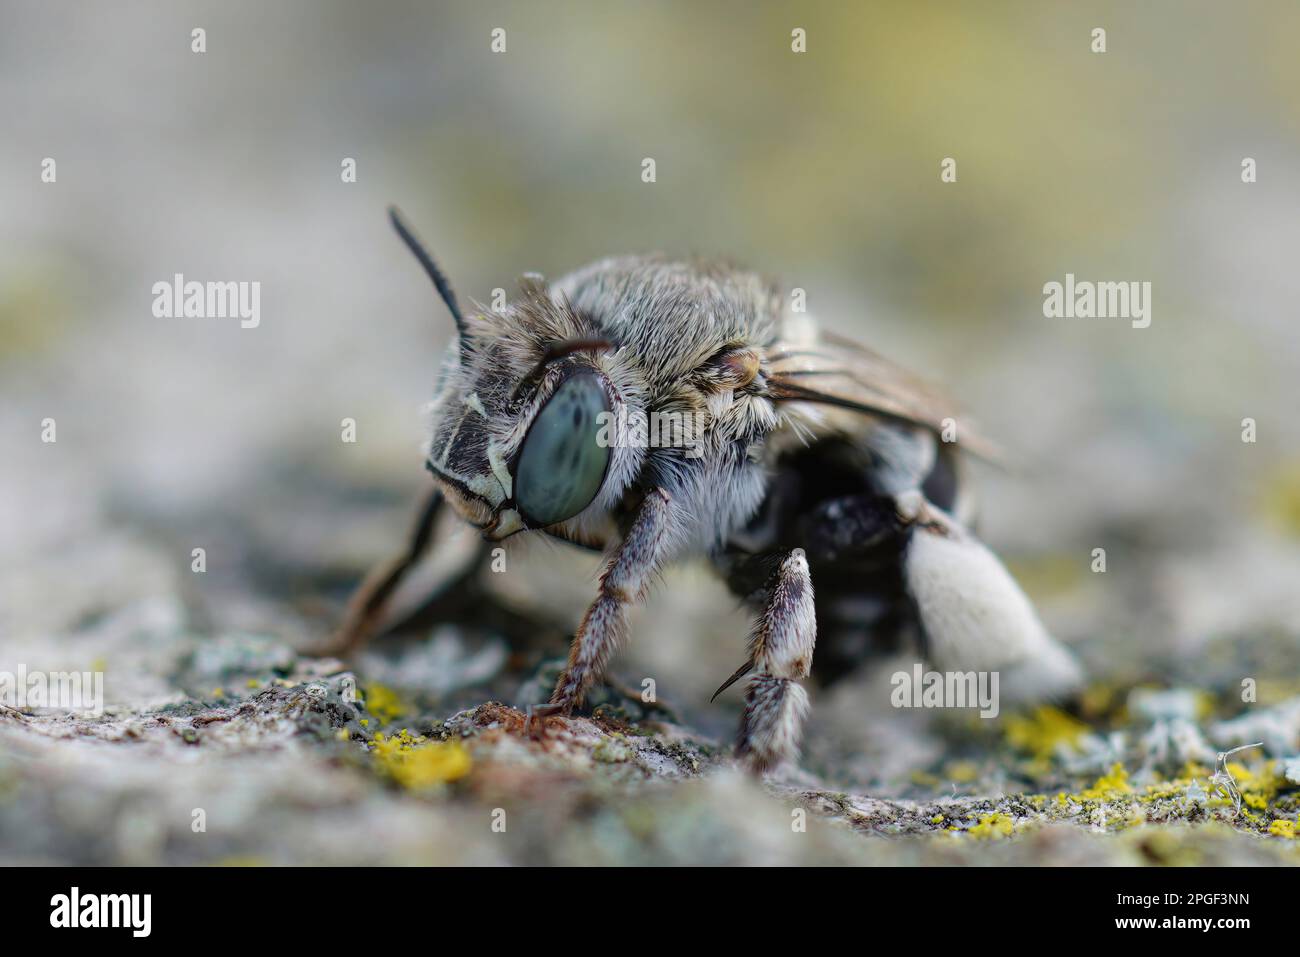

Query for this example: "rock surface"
[3,605,1298,865]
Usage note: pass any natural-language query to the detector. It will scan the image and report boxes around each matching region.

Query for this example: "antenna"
[388,205,470,341]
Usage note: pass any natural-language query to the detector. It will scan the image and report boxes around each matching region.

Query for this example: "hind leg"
[893,491,1081,702]
[727,549,818,775]
[749,488,1081,703]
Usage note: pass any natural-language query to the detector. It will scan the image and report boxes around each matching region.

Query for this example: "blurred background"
[2,1,1299,863]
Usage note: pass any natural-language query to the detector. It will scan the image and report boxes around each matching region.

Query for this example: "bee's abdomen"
[716,435,957,685]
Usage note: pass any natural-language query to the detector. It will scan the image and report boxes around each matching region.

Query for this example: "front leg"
[323,487,445,657]
[734,548,817,775]
[542,488,673,719]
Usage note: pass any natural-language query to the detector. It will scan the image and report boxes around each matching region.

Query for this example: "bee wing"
[766,321,1003,463]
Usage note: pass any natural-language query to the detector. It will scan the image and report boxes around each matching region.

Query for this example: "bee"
[333,208,1082,774]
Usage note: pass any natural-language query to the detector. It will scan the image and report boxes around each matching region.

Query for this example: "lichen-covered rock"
[3,629,1299,865]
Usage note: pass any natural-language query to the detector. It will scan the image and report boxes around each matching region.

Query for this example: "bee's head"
[390,207,643,542]
[424,331,628,543]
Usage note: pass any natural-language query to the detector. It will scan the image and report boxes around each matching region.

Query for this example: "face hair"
[510,337,613,403]
[387,205,470,348]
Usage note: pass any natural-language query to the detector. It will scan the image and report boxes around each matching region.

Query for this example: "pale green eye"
[514,371,611,526]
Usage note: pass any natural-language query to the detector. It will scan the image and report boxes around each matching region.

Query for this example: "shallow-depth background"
[2,2,1299,865]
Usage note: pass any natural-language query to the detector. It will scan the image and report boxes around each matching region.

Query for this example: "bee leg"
[732,548,817,775]
[538,488,673,728]
[522,702,566,739]
[894,491,1082,702]
[321,487,445,657]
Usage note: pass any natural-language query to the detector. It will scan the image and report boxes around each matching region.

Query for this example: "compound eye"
[514,371,611,526]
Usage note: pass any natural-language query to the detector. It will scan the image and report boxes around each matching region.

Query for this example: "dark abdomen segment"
[717,438,923,684]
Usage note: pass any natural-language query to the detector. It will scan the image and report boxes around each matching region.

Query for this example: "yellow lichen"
[969,813,1015,839]
[1080,763,1133,801]
[371,730,471,789]
[1225,760,1283,811]
[1004,706,1089,761]
[1268,819,1296,838]
[361,683,407,724]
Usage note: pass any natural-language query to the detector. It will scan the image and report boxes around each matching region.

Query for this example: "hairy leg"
[732,548,818,774]
[731,487,1080,704]
[533,488,673,726]
[719,492,906,686]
